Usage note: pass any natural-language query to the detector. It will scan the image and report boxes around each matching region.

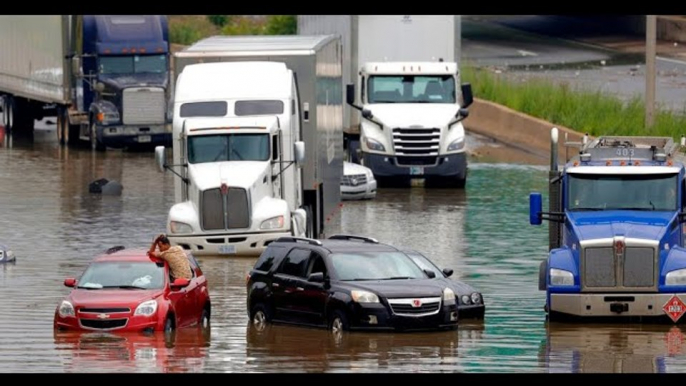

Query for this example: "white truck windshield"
[367,75,455,104]
[188,133,269,164]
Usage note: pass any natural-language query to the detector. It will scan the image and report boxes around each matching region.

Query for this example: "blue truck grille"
[583,246,655,291]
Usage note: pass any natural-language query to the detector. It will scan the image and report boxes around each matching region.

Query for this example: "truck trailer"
[155,35,343,256]
[298,15,473,188]
[0,15,172,150]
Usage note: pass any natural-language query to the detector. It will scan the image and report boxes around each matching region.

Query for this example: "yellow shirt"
[158,246,193,280]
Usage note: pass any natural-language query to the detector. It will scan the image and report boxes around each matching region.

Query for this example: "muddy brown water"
[1,125,685,372]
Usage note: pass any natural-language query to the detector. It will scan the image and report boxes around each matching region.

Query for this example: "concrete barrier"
[465,98,587,164]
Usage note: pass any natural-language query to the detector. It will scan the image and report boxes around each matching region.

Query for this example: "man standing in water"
[148,234,193,280]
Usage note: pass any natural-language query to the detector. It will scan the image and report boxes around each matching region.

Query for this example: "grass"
[167,15,296,47]
[461,65,686,140]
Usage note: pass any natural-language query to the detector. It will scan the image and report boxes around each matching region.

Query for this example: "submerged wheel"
[329,309,349,333]
[164,315,175,334]
[250,303,271,331]
[200,307,210,330]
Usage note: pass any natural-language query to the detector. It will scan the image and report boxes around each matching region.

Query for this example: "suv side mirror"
[64,278,77,288]
[442,268,454,277]
[424,269,436,279]
[171,278,190,290]
[308,272,325,283]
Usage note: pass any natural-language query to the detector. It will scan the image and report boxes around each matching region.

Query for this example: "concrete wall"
[465,98,587,164]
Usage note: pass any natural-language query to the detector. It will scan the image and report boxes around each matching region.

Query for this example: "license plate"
[218,245,236,255]
[410,166,424,175]
[137,135,151,143]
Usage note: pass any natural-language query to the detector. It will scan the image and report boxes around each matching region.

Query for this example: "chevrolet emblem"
[97,313,110,319]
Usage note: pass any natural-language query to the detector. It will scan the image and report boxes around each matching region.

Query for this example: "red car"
[54,246,211,333]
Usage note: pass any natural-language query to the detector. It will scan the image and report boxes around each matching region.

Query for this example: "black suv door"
[299,252,330,326]
[272,247,311,322]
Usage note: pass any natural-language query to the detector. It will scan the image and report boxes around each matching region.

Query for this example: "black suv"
[246,235,459,332]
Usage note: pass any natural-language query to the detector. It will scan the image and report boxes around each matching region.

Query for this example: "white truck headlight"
[666,268,686,285]
[170,221,192,234]
[365,137,385,152]
[443,288,456,305]
[351,290,379,303]
[260,216,284,230]
[58,300,75,318]
[447,138,465,151]
[550,268,574,286]
[134,300,158,316]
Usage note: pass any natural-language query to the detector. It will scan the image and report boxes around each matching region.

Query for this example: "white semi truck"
[155,35,343,257]
[298,15,473,188]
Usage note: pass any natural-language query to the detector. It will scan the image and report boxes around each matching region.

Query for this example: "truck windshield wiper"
[571,207,605,211]
[344,278,377,281]
[613,207,654,211]
[382,276,415,280]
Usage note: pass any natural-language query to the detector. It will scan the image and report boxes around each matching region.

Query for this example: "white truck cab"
[156,61,308,256]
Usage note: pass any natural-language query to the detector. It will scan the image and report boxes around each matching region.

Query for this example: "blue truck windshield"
[568,173,678,211]
[188,133,269,164]
[98,55,167,74]
[367,75,455,104]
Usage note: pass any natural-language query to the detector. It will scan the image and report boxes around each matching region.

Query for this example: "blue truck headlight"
[666,268,686,285]
[447,138,465,151]
[365,138,385,152]
[550,268,574,286]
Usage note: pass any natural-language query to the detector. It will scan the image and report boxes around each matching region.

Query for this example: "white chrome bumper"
[551,293,685,318]
[168,232,291,257]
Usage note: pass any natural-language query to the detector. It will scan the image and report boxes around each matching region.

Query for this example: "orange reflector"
[573,161,579,166]
[668,160,674,166]
[606,160,612,166]
[620,161,626,166]
[104,49,111,54]
[634,161,641,166]
[96,112,104,122]
[157,47,163,52]
[122,48,128,53]
[131,48,137,53]
[140,48,146,53]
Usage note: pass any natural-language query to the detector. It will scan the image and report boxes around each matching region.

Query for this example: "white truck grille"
[122,87,165,125]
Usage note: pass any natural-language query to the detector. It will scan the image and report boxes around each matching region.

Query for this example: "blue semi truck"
[530,128,686,323]
[0,15,172,150]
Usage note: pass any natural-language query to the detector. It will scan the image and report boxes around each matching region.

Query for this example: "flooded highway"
[2,122,686,373]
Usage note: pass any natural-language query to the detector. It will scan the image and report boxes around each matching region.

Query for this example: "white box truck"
[298,15,473,188]
[155,35,343,257]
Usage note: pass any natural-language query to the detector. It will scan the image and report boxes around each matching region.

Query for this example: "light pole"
[646,15,656,129]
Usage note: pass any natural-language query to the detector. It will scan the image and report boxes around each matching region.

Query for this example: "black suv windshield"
[330,251,426,281]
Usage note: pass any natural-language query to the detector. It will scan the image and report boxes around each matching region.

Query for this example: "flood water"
[1,124,686,373]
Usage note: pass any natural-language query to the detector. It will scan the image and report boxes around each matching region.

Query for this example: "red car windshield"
[77,261,165,290]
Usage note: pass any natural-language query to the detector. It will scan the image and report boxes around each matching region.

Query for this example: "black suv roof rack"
[274,237,322,246]
[328,234,379,244]
[106,246,126,254]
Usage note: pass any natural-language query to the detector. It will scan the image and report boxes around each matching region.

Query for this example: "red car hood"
[68,289,163,308]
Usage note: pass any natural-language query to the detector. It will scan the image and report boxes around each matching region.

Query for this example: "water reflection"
[540,323,686,373]
[245,323,462,372]
[54,328,210,373]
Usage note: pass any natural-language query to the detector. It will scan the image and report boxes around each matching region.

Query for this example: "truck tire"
[68,123,81,145]
[304,205,314,239]
[89,120,106,152]
[56,107,68,146]
[2,96,13,133]
[538,260,548,291]
[11,97,34,136]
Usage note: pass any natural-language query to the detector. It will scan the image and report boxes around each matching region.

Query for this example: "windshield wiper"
[571,207,605,211]
[382,276,415,280]
[612,207,654,211]
[343,278,377,281]
[76,286,102,290]
[101,285,148,290]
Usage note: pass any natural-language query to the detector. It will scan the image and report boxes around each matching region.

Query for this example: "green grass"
[461,65,686,139]
[168,15,296,47]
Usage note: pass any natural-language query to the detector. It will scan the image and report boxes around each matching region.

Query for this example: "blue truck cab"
[77,15,171,150]
[530,128,686,322]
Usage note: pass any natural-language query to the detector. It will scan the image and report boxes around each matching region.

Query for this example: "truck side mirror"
[155,146,166,173]
[461,83,473,108]
[294,141,305,167]
[346,84,355,106]
[71,56,82,78]
[457,108,469,119]
[361,109,373,119]
[530,192,543,225]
